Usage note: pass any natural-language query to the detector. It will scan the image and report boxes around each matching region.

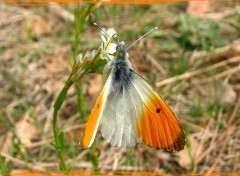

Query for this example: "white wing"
[100,83,141,147]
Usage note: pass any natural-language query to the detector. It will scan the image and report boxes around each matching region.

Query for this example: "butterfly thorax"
[111,42,133,93]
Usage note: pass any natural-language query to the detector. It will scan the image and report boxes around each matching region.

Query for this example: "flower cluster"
[72,28,117,82]
[100,28,117,61]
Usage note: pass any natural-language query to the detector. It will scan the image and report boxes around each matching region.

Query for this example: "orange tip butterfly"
[79,24,185,152]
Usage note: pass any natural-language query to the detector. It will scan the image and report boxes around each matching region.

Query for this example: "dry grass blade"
[190,38,240,64]
[207,134,230,173]
[146,53,167,75]
[156,56,240,87]
[196,6,239,21]
[227,95,240,125]
[48,4,74,22]
[1,153,46,171]
[194,64,240,84]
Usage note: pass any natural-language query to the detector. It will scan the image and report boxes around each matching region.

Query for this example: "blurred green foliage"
[159,14,229,52]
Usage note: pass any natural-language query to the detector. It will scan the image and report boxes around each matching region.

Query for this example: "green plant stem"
[74,3,87,120]
[73,4,95,121]
[76,83,87,121]
[52,3,96,171]
[0,155,8,176]
[73,4,100,172]
[90,143,99,173]
[53,73,73,171]
[185,128,195,173]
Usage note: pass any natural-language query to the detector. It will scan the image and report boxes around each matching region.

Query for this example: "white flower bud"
[76,53,83,65]
[89,50,96,61]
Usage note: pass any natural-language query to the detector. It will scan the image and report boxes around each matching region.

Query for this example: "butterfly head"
[115,41,127,60]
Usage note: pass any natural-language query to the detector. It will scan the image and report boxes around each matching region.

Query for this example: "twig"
[146,53,167,75]
[63,124,84,133]
[181,119,204,132]
[156,56,240,87]
[195,119,214,165]
[26,140,51,148]
[194,64,240,84]
[207,131,231,173]
[49,4,74,22]
[197,7,238,21]
[190,38,240,64]
[227,94,240,125]
[0,153,45,171]
[196,144,216,165]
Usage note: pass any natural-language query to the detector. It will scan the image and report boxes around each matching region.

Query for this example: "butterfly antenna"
[117,34,119,43]
[126,27,158,50]
[93,23,117,43]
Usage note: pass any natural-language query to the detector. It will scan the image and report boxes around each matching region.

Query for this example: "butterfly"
[79,28,185,152]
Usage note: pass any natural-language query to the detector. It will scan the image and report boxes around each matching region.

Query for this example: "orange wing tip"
[79,141,90,149]
[142,134,186,152]
[137,93,186,152]
[138,120,186,152]
[79,92,104,150]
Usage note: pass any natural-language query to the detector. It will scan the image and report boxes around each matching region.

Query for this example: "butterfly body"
[110,42,133,93]
[80,41,185,152]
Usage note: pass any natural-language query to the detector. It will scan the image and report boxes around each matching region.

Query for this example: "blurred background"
[0,1,239,174]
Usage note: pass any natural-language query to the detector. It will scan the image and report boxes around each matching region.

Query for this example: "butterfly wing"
[80,71,113,148]
[99,83,140,147]
[80,69,185,151]
[99,70,185,151]
[131,73,185,151]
